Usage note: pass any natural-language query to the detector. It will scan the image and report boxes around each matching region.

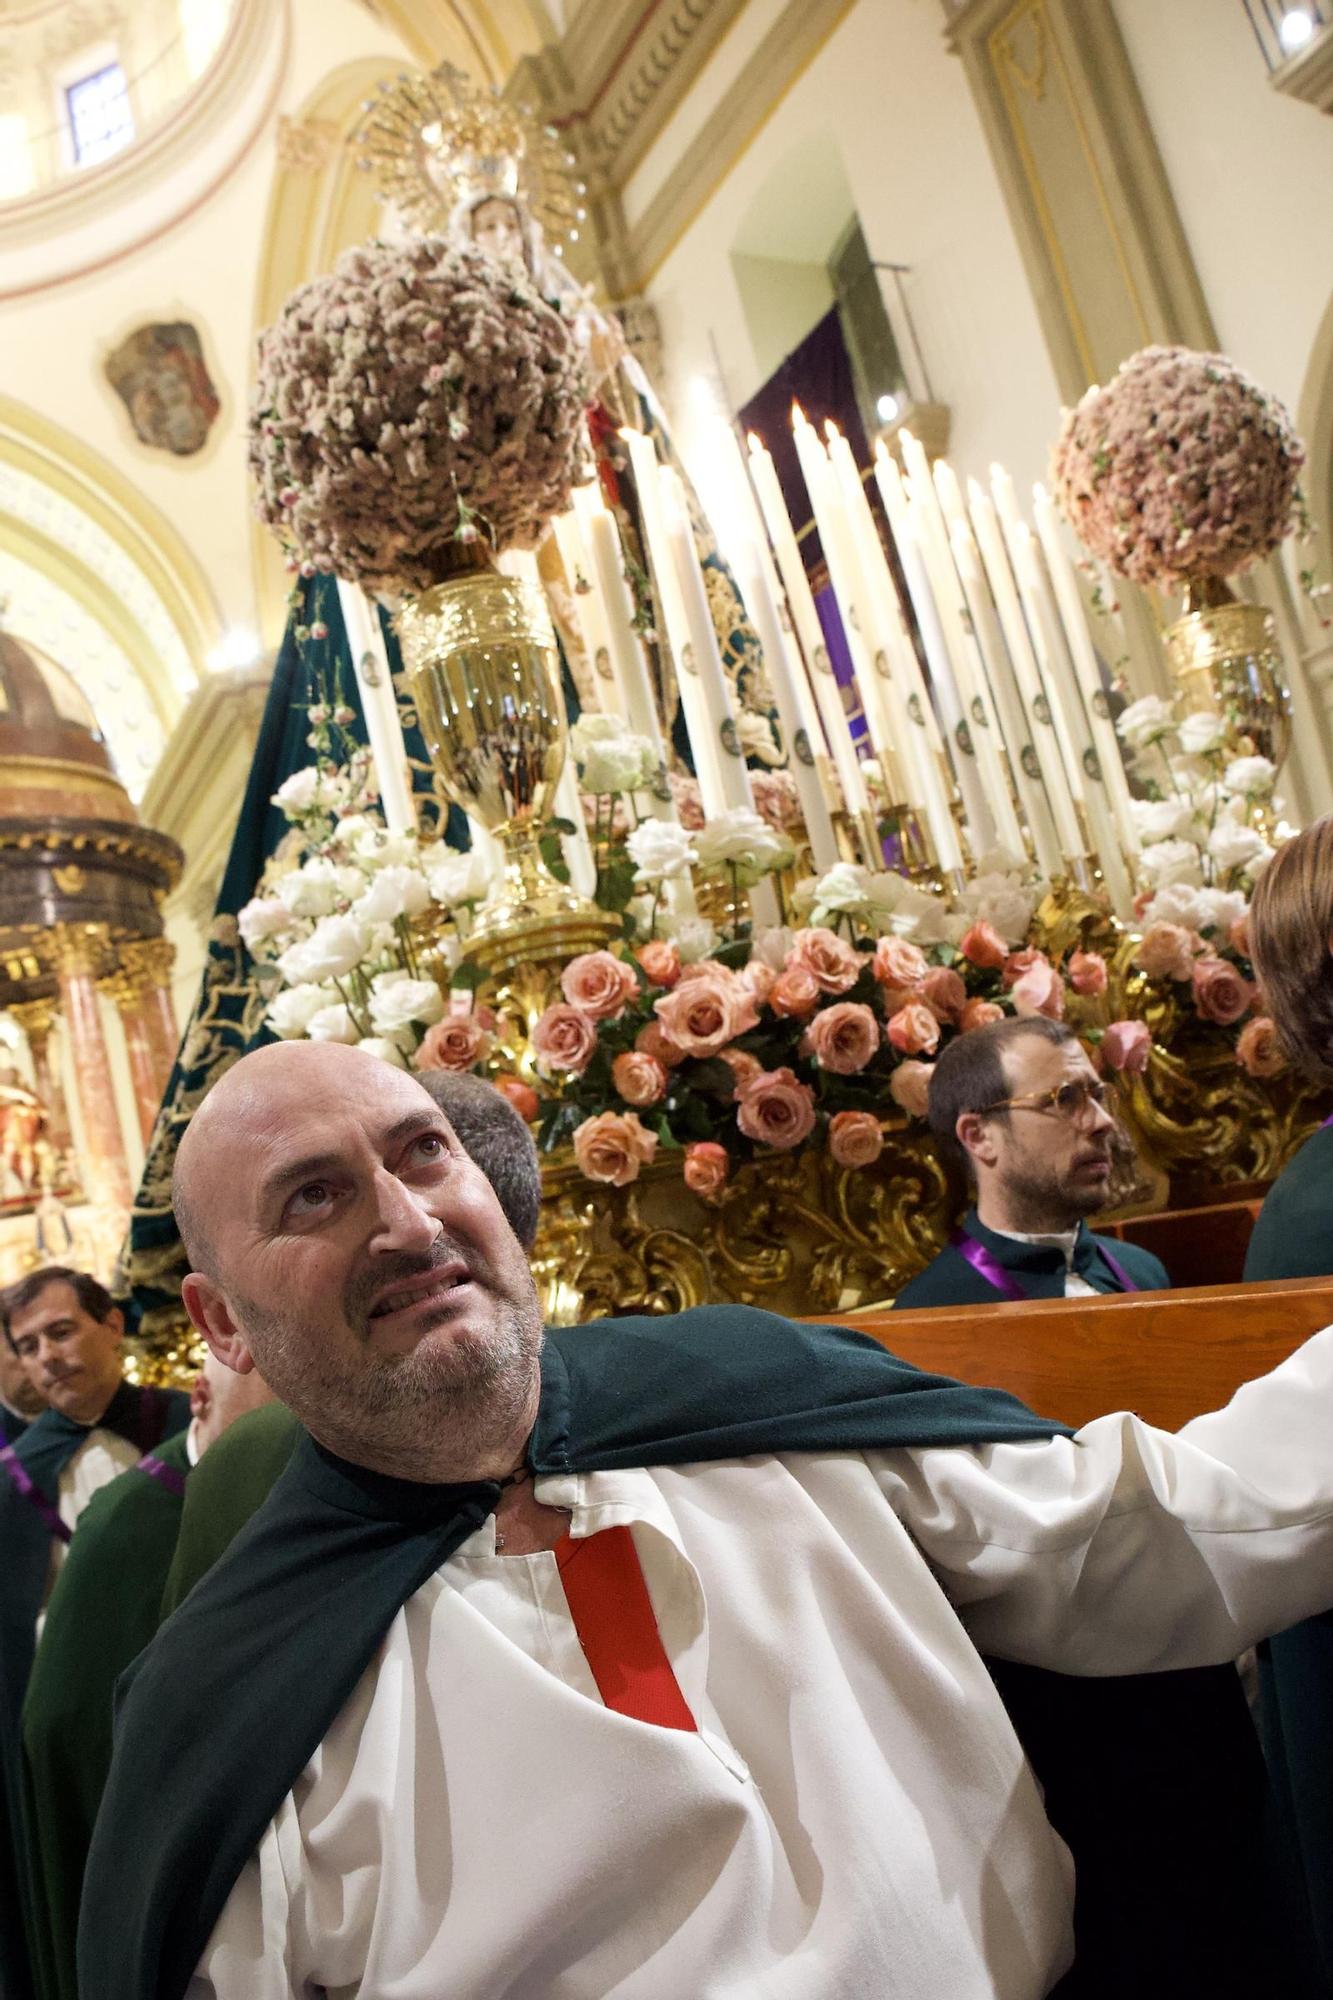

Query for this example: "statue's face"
[470,197,527,273]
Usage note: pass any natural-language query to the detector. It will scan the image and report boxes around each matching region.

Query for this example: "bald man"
[82,1042,1333,2000]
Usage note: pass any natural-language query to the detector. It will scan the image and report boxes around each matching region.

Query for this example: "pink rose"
[921,966,967,1025]
[960,921,1008,970]
[572,1110,658,1187]
[493,1075,539,1121]
[800,1001,880,1074]
[769,965,822,1020]
[653,966,759,1058]
[720,1047,763,1092]
[1101,1019,1152,1074]
[637,940,681,988]
[788,927,864,995]
[1228,913,1252,959]
[1134,923,1199,983]
[532,1003,599,1075]
[741,960,778,1006]
[1068,950,1108,997]
[873,936,929,991]
[635,1020,686,1070]
[889,1059,934,1118]
[1002,947,1050,990]
[735,1066,817,1150]
[960,997,1005,1033]
[886,1001,941,1056]
[1191,955,1253,1026]
[415,1013,492,1072]
[611,1050,668,1107]
[1236,1015,1286,1079]
[828,1110,885,1169]
[561,950,639,1021]
[683,1140,729,1200]
[1011,961,1066,1020]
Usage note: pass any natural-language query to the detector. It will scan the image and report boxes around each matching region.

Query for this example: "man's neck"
[61,1376,125,1431]
[975,1190,1083,1239]
[307,1375,542,1488]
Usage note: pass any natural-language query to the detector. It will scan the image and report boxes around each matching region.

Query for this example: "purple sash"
[0,1443,72,1543]
[137,1452,187,1501]
[951,1228,1140,1300]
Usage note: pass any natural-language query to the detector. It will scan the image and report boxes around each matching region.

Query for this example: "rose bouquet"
[250,237,589,593]
[1051,345,1306,592]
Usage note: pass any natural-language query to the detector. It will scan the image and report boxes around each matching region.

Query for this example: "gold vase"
[1163,576,1291,769]
[397,569,618,976]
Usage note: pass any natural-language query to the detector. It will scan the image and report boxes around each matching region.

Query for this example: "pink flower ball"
[611,1050,668,1107]
[1068,950,1109,998]
[532,1003,599,1076]
[683,1140,729,1200]
[735,1066,817,1150]
[887,1001,941,1057]
[828,1110,885,1169]
[1102,1019,1152,1074]
[800,1001,881,1075]
[572,1110,658,1187]
[561,950,639,1021]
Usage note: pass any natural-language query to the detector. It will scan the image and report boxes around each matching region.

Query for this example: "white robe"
[192,1324,1333,1999]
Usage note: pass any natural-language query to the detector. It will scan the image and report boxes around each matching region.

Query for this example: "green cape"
[894,1210,1171,1309]
[0,1383,188,2000]
[22,1428,192,2000]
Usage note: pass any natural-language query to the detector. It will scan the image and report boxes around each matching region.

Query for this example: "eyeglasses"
[985,1079,1117,1125]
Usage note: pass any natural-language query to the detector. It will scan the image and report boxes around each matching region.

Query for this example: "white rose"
[579,736,650,795]
[958,871,1036,945]
[273,766,344,815]
[1141,881,1210,931]
[1208,820,1270,874]
[276,858,351,920]
[1224,755,1276,798]
[305,1003,360,1044]
[1117,695,1176,750]
[1130,796,1200,844]
[266,983,335,1039]
[695,808,790,879]
[749,924,795,969]
[238,897,293,947]
[368,973,445,1036]
[1194,887,1250,937]
[276,915,369,985]
[807,862,874,916]
[1137,838,1204,889]
[569,713,626,756]
[424,845,495,908]
[352,866,432,926]
[626,819,696,882]
[663,913,718,963]
[350,825,421,869]
[1176,711,1226,756]
[356,1034,409,1070]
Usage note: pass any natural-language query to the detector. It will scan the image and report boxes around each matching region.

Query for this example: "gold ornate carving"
[274,115,342,175]
[48,922,110,981]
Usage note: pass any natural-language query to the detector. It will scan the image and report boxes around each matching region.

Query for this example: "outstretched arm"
[870,1321,1333,1675]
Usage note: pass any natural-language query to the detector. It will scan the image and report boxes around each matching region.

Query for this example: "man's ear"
[106,1305,125,1346]
[180,1274,257,1377]
[956,1110,999,1172]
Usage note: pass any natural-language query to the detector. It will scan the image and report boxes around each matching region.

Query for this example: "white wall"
[1114,0,1333,421]
[639,0,1063,490]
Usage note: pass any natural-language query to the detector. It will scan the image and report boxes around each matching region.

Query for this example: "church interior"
[3,1,1333,1995]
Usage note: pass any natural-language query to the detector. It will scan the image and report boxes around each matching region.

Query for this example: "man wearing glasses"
[894,1016,1168,1307]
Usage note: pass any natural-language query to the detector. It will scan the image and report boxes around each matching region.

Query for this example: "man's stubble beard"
[1000,1152,1110,1232]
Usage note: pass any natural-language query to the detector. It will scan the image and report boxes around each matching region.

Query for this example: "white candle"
[967,484,1086,863]
[1031,484,1140,856]
[620,428,695,681]
[746,431,869,819]
[661,468,780,926]
[898,433,1025,857]
[948,519,1064,878]
[580,508,666,756]
[338,580,416,836]
[731,540,840,872]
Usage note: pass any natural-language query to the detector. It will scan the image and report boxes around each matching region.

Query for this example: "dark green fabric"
[21,1428,192,2000]
[0,1384,189,2000]
[1245,1127,1333,1993]
[893,1210,1171,1309]
[1245,1125,1333,1283]
[0,1404,30,1448]
[80,1306,1065,2000]
[122,578,468,1339]
[159,1403,299,1618]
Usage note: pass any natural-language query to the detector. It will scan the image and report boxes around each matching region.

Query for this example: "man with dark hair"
[0,1333,44,1446]
[0,1269,189,1998]
[78,1040,1333,2000]
[894,1016,1168,1307]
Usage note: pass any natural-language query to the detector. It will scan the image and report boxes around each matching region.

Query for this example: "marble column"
[119,937,180,1112]
[49,924,132,1212]
[7,997,72,1159]
[103,969,161,1148]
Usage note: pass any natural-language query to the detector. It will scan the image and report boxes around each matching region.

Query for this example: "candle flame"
[1033,481,1049,503]
[746,431,764,453]
[823,418,842,443]
[790,400,807,427]
[966,475,986,503]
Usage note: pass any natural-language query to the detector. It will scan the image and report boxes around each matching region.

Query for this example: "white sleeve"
[187,1815,303,2000]
[869,1321,1333,1675]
